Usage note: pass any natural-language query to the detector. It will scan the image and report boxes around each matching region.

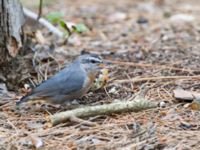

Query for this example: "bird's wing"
[31,62,86,98]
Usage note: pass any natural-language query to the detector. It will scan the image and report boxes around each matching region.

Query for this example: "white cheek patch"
[89,57,102,63]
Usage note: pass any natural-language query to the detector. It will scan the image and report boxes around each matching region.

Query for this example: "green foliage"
[59,20,71,38]
[46,12,64,24]
[46,12,89,38]
[163,12,171,18]
[59,20,89,38]
[59,20,68,30]
[72,23,89,33]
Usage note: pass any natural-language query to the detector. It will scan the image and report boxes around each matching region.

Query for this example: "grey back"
[31,60,86,102]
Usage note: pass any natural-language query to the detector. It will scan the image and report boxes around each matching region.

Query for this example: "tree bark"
[48,99,157,126]
[0,0,25,65]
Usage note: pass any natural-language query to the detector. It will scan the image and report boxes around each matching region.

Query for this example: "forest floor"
[1,0,200,149]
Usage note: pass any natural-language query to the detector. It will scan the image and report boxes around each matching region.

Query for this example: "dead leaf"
[35,30,46,44]
[66,140,77,149]
[189,103,200,110]
[189,98,200,110]
[90,68,109,91]
[159,111,167,116]
[7,36,20,57]
[29,135,43,148]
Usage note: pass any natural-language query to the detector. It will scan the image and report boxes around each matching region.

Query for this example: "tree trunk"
[0,0,25,87]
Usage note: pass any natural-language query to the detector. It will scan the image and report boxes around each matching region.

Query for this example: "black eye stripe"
[89,58,100,63]
[91,59,96,63]
[80,54,103,64]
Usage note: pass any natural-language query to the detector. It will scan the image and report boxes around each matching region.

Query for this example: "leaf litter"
[2,0,200,149]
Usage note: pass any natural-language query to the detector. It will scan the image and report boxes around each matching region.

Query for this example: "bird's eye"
[90,59,96,63]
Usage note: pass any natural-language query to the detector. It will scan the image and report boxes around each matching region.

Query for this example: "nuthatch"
[16,54,104,105]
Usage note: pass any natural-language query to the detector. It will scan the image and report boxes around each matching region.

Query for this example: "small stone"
[0,83,8,95]
[159,101,166,108]
[170,14,195,23]
[108,12,127,23]
[24,84,31,90]
[137,17,148,24]
[108,87,118,94]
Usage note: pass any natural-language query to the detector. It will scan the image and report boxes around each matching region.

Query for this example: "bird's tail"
[16,95,33,105]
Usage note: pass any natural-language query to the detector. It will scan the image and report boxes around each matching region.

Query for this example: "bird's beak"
[98,60,112,69]
[103,60,113,65]
[98,63,105,68]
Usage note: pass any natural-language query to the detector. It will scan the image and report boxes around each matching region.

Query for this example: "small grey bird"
[16,54,104,105]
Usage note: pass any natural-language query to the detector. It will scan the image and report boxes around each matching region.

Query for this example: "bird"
[16,54,104,105]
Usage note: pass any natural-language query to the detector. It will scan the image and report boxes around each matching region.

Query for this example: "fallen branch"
[115,75,200,84]
[23,7,64,38]
[48,99,157,126]
[109,60,200,73]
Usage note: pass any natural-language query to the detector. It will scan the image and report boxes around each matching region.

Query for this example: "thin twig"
[69,116,98,126]
[115,75,200,84]
[109,60,200,73]
[37,0,43,20]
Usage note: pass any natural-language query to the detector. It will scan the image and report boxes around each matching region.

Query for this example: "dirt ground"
[1,0,200,149]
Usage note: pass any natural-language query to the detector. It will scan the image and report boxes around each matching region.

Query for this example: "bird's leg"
[40,103,62,110]
[70,115,98,126]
